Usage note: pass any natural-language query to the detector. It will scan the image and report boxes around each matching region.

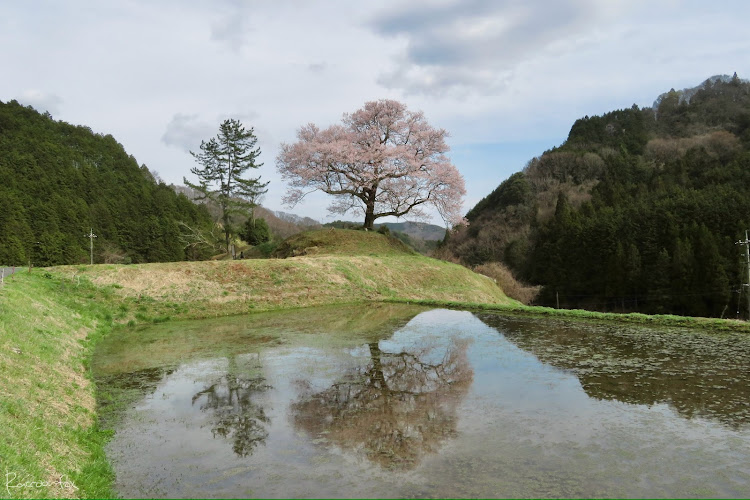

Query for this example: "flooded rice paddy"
[93,304,750,498]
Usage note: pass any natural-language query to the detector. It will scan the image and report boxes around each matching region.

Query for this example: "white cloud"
[307,62,328,74]
[18,89,63,115]
[371,0,632,96]
[161,114,216,152]
[210,0,254,52]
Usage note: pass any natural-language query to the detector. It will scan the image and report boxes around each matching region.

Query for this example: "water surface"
[94,305,750,498]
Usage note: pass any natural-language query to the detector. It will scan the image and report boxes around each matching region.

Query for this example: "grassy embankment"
[0,271,114,499]
[0,229,514,499]
[52,230,515,321]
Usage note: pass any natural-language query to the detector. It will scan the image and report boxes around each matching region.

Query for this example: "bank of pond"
[91,303,750,498]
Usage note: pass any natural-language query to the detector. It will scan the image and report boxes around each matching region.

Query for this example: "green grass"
[386,298,750,334]
[0,271,115,499]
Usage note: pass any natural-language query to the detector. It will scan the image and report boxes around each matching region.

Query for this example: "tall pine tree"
[185,119,269,253]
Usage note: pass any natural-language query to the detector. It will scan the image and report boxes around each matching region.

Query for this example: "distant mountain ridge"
[273,210,321,227]
[379,221,446,241]
[324,220,444,240]
[653,73,749,108]
[171,185,323,239]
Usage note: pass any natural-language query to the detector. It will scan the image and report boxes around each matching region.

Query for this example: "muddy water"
[94,305,750,498]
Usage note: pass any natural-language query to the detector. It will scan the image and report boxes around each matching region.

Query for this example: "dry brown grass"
[474,262,540,305]
[55,253,516,322]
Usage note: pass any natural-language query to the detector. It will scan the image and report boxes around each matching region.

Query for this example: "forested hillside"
[0,100,213,265]
[445,74,750,318]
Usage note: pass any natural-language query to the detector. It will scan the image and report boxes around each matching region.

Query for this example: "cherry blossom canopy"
[277,99,466,229]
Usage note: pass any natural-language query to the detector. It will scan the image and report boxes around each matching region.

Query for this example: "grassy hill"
[54,230,514,320]
[272,228,416,258]
[322,221,445,254]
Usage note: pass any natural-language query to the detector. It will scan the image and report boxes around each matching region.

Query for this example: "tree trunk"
[363,188,377,230]
[220,194,232,254]
[364,209,376,231]
[368,342,387,391]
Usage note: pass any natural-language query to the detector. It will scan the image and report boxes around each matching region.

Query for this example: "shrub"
[474,262,541,305]
[254,241,278,258]
[240,217,271,245]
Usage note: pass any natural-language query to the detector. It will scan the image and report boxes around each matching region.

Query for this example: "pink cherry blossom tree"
[276,99,466,230]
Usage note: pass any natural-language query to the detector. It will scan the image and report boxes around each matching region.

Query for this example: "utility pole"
[85,228,97,265]
[736,230,750,320]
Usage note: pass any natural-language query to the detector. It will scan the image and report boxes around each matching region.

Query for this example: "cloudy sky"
[3,0,749,225]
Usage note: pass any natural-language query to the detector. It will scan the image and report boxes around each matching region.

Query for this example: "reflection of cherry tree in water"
[292,339,473,469]
[192,355,271,457]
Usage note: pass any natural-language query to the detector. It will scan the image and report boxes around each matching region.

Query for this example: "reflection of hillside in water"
[291,339,473,470]
[97,366,175,427]
[92,302,429,377]
[478,314,750,428]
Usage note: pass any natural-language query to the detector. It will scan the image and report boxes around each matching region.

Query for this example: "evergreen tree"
[670,237,695,315]
[185,119,269,253]
[240,217,270,246]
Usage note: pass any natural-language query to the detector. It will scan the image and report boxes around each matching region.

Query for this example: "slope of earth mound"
[273,229,416,258]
